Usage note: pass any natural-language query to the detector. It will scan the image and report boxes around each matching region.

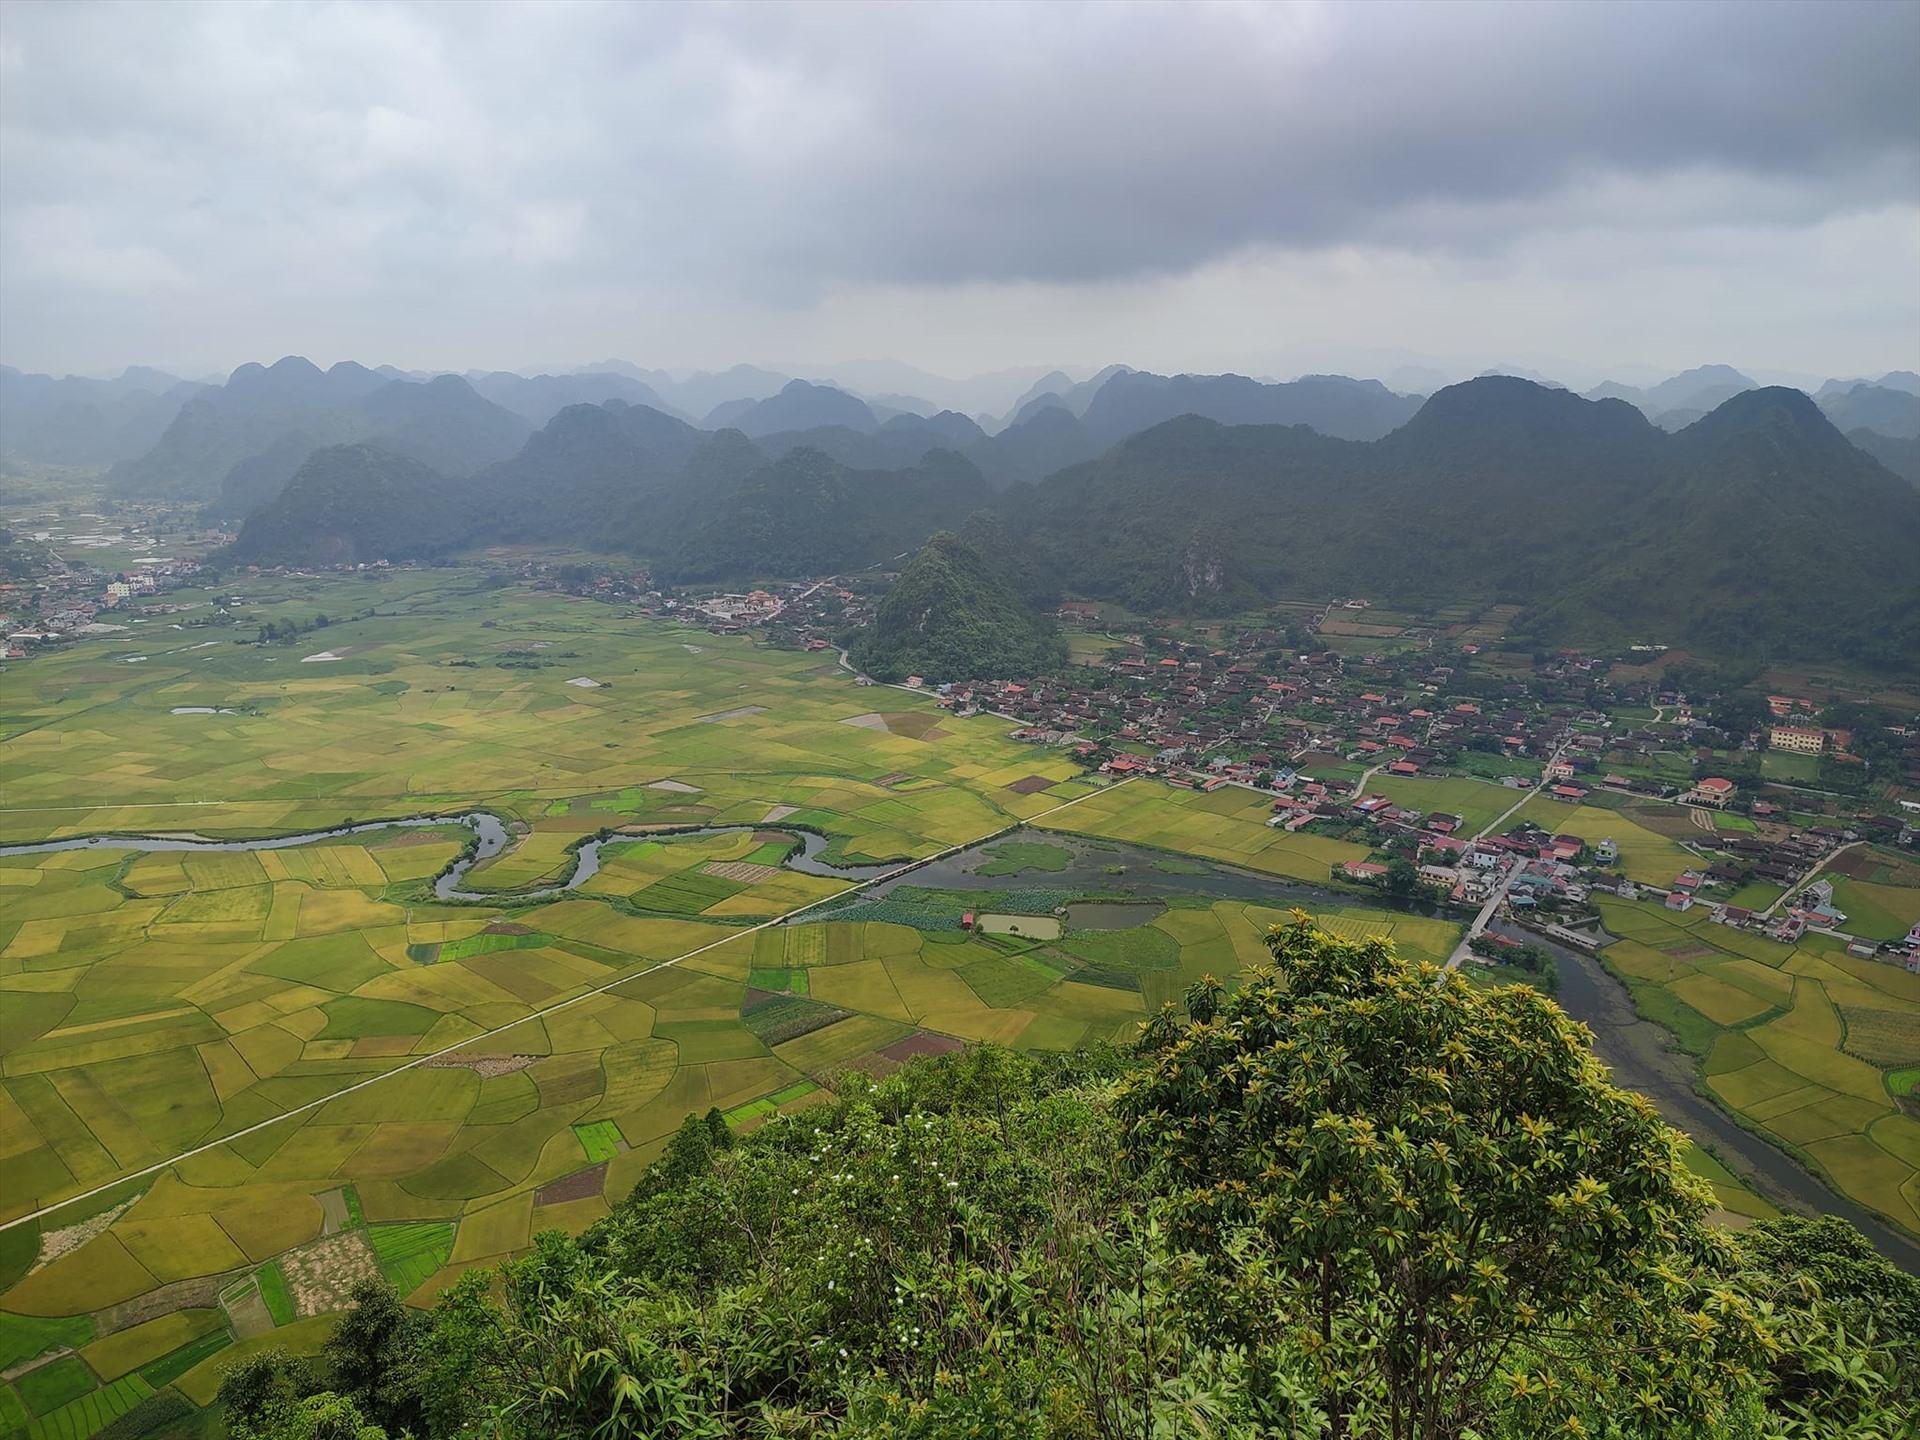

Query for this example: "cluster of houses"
[2,560,187,661]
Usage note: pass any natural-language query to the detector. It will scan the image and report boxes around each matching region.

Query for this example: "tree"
[230,1391,388,1440]
[1382,856,1420,896]
[323,1277,425,1435]
[1122,915,1768,1439]
[217,1350,317,1434]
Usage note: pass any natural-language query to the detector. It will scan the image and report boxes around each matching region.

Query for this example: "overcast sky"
[2,0,1916,388]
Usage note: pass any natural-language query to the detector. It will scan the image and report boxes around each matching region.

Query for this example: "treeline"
[214,922,1916,1440]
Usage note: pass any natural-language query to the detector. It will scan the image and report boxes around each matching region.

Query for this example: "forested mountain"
[206,368,1916,669]
[748,411,989,473]
[1816,382,1920,439]
[1079,370,1423,447]
[665,448,988,581]
[465,400,707,542]
[847,530,1066,682]
[0,364,210,466]
[229,444,459,565]
[1001,378,1920,667]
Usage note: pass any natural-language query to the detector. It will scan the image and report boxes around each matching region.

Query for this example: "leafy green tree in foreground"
[1125,913,1768,1440]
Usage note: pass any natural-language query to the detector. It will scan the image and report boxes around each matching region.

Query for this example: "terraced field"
[1595,895,1920,1237]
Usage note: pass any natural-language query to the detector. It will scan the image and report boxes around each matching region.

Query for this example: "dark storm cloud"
[1,0,1915,376]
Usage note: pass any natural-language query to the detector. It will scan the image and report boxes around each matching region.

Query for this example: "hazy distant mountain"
[110,356,391,499]
[1848,429,1920,487]
[1080,370,1422,448]
[1818,370,1920,400]
[1816,382,1920,439]
[648,365,791,418]
[0,365,210,467]
[196,372,531,517]
[466,370,689,427]
[794,359,1063,418]
[1386,365,1451,395]
[705,379,878,436]
[865,392,939,419]
[1586,364,1757,419]
[1002,364,1134,429]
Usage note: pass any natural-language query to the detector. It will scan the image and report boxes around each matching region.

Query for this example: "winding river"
[4,818,1914,1270]
[0,813,900,902]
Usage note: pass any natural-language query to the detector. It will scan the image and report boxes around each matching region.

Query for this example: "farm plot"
[1032,781,1370,883]
[1593,896,1920,1236]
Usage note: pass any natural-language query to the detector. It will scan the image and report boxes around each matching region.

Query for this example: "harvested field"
[533,1163,609,1206]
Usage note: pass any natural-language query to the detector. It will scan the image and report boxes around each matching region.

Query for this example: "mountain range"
[225,374,1920,672]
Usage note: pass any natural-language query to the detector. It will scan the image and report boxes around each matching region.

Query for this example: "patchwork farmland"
[0,571,1464,1434]
[1593,895,1920,1235]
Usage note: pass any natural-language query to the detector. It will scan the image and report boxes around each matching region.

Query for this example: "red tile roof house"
[1665,891,1694,911]
[1427,813,1463,834]
[1343,861,1389,880]
[1388,760,1421,776]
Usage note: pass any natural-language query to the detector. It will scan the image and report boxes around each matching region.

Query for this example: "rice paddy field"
[0,569,1464,1434]
[0,570,1101,864]
[1362,774,1518,836]
[1028,780,1373,882]
[1594,894,1920,1237]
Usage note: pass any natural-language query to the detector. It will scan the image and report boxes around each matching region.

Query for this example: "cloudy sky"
[2,0,1916,388]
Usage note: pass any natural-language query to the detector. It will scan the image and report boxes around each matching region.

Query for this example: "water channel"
[4,817,1913,1270]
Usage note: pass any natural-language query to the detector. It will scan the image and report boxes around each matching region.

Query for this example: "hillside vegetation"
[848,530,1067,682]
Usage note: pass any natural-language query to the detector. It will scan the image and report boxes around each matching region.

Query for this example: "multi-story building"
[1769,725,1826,756]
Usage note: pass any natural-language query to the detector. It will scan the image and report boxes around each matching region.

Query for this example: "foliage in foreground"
[222,920,1918,1439]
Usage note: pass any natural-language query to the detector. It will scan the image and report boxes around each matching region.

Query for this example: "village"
[745,584,1920,975]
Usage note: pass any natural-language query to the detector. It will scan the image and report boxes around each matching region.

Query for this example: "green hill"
[848,530,1067,682]
[229,444,461,565]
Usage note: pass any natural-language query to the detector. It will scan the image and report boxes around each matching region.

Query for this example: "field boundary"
[0,778,1132,1233]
